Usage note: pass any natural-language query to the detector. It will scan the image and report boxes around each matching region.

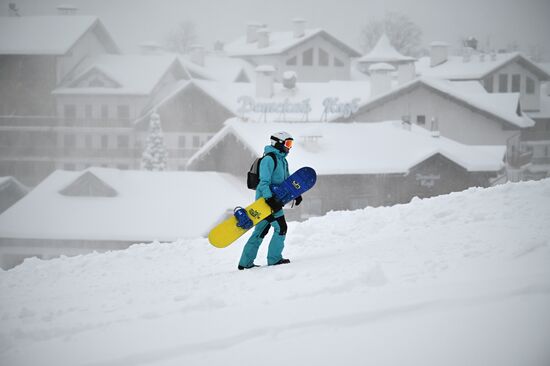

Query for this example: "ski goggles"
[284,139,294,149]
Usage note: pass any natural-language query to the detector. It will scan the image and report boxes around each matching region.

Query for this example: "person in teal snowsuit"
[238,131,302,270]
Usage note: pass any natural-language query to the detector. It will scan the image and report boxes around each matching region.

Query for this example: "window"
[416,115,426,125]
[64,134,76,148]
[85,135,93,149]
[286,56,297,66]
[101,105,109,119]
[64,104,76,119]
[117,135,129,148]
[85,104,93,119]
[484,75,494,92]
[302,48,313,66]
[334,57,344,67]
[526,76,535,94]
[192,135,200,148]
[498,74,508,92]
[101,135,109,149]
[511,74,520,92]
[318,48,329,66]
[178,136,186,148]
[117,105,130,119]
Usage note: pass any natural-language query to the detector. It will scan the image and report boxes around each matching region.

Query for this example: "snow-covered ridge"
[1,179,549,366]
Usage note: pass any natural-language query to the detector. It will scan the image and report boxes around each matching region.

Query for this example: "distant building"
[0,168,250,269]
[0,14,120,116]
[187,119,505,219]
[415,43,550,178]
[337,76,535,146]
[224,19,362,82]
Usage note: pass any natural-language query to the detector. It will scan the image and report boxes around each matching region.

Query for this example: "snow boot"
[238,263,260,270]
[271,258,290,266]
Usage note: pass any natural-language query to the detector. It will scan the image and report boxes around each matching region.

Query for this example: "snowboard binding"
[234,207,253,230]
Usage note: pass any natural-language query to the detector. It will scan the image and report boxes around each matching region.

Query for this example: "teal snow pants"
[238,213,287,266]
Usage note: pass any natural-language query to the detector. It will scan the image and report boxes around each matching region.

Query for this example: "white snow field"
[1,179,550,366]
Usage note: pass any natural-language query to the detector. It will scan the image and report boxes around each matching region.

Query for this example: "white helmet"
[270,131,294,152]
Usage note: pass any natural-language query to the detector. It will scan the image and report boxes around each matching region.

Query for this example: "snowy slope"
[1,180,550,366]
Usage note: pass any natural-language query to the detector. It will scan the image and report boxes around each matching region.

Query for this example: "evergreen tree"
[141,111,168,171]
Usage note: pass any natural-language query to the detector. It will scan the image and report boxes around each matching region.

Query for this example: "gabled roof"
[178,55,256,83]
[345,77,535,129]
[0,15,119,55]
[53,55,186,95]
[416,52,550,81]
[225,29,361,57]
[187,119,505,175]
[358,34,415,63]
[0,168,250,241]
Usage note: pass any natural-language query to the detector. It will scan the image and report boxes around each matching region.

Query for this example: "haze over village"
[0,2,550,365]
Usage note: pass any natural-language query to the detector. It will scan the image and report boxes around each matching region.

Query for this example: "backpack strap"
[264,152,278,171]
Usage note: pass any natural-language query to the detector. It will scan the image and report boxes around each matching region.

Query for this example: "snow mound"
[1,180,550,366]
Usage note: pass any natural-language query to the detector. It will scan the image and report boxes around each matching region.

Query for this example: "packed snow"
[1,179,550,366]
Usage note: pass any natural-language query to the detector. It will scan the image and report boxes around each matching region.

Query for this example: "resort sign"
[237,96,359,121]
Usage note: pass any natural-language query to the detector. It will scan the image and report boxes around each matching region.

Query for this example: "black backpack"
[247,152,277,190]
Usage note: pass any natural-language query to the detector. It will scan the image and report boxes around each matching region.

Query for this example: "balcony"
[521,130,550,142]
[0,116,132,128]
[0,146,141,159]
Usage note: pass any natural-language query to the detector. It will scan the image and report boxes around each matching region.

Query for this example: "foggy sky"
[1,0,549,59]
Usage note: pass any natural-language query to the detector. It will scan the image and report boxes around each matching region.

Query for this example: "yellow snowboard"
[208,198,273,248]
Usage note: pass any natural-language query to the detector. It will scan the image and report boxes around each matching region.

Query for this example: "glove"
[265,196,283,212]
[295,196,303,206]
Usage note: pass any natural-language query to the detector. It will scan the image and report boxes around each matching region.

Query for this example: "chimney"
[369,63,395,97]
[257,28,270,48]
[246,23,262,43]
[430,41,449,67]
[292,18,306,38]
[397,62,416,85]
[190,44,205,66]
[56,4,78,15]
[255,65,276,98]
[462,47,472,63]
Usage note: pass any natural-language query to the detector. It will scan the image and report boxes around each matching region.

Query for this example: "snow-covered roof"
[0,168,250,242]
[369,62,396,72]
[348,77,535,129]
[225,28,361,57]
[53,54,184,95]
[0,15,119,55]
[358,34,415,63]
[416,52,550,81]
[188,119,505,175]
[178,54,256,82]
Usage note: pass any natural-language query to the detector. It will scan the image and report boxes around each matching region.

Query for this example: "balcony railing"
[0,116,132,128]
[521,130,550,142]
[0,146,141,159]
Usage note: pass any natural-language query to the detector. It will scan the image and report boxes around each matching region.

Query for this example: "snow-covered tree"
[141,111,168,171]
[360,12,423,57]
[165,20,198,54]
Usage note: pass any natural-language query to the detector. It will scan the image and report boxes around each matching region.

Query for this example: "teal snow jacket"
[256,146,290,215]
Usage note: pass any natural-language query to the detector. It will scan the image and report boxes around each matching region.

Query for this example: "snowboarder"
[238,132,302,270]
